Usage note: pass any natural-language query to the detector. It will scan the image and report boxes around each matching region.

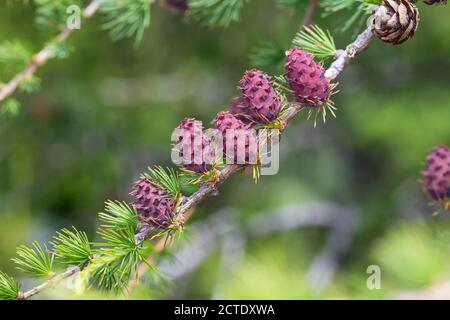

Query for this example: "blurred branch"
[211,221,246,299]
[154,203,359,296]
[159,208,238,280]
[305,205,358,291]
[0,0,101,104]
[302,0,320,28]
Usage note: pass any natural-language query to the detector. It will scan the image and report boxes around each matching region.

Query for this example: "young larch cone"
[213,111,258,164]
[423,145,450,209]
[130,178,176,229]
[240,69,282,124]
[164,0,189,12]
[175,118,214,173]
[285,48,330,107]
[371,0,420,45]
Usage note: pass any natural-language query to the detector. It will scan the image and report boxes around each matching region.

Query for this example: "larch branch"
[154,25,374,257]
[0,0,101,104]
[17,22,375,301]
[129,25,375,289]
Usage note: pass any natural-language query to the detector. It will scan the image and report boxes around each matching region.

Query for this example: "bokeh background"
[0,1,450,299]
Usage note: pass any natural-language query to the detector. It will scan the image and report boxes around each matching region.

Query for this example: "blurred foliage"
[372,222,449,288]
[320,0,380,33]
[100,0,152,45]
[189,0,250,27]
[0,1,449,299]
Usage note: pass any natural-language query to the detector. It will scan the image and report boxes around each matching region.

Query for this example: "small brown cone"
[371,0,420,45]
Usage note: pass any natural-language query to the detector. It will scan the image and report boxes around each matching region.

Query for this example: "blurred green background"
[0,1,450,299]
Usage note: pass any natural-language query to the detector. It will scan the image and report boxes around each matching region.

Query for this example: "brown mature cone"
[371,0,420,45]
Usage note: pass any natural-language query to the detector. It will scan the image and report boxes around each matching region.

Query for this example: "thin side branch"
[19,266,80,300]
[302,0,320,28]
[159,203,358,278]
[325,27,373,80]
[0,0,102,104]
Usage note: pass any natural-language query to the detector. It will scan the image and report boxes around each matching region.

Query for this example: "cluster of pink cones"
[130,48,338,229]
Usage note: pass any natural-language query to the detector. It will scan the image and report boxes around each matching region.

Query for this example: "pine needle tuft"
[12,242,54,278]
[100,0,152,46]
[99,200,139,231]
[189,0,248,27]
[0,271,20,300]
[52,227,92,266]
[145,166,182,197]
